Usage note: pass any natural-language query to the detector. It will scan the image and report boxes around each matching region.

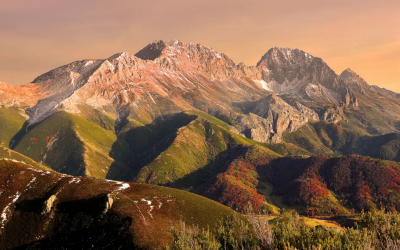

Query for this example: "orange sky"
[1,0,399,91]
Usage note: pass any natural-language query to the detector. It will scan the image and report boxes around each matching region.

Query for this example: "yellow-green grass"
[0,147,50,171]
[301,217,343,230]
[257,181,303,215]
[135,117,280,185]
[135,119,219,184]
[77,104,116,131]
[269,214,343,230]
[283,123,334,155]
[13,111,123,179]
[0,108,26,146]
[186,110,231,130]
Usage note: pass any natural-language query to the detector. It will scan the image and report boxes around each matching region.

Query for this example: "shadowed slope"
[0,159,236,249]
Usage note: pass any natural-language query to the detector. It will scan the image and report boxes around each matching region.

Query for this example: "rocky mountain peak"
[340,68,369,94]
[340,68,359,80]
[134,40,167,60]
[0,40,365,144]
[135,39,241,80]
[257,47,315,67]
[253,47,358,107]
[0,81,43,108]
[135,39,227,62]
[256,47,320,85]
[167,39,182,46]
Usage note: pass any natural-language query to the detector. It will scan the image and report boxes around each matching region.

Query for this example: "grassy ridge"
[0,146,50,170]
[4,107,400,219]
[0,108,26,146]
[284,121,400,162]
[0,160,236,249]
[13,111,125,178]
[134,116,280,185]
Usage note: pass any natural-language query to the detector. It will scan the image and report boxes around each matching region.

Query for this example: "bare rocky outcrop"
[292,102,319,121]
[42,195,57,215]
[340,68,369,95]
[236,114,275,143]
[135,39,245,80]
[102,193,114,214]
[319,105,344,124]
[235,94,309,142]
[0,82,43,108]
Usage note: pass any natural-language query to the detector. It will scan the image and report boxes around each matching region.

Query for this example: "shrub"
[169,210,400,250]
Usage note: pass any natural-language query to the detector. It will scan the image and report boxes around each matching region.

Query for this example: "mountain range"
[1,39,400,248]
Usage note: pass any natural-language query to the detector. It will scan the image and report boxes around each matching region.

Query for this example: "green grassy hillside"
[0,108,26,146]
[13,111,128,178]
[133,115,280,185]
[5,108,400,219]
[0,146,50,171]
[284,121,400,161]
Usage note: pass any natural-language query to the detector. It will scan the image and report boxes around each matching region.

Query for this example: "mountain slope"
[0,108,27,147]
[284,121,400,161]
[1,39,400,219]
[12,111,125,178]
[194,153,400,216]
[0,159,235,249]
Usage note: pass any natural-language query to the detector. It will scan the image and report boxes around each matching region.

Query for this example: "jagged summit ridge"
[254,46,359,108]
[134,40,166,60]
[257,47,315,66]
[339,68,370,95]
[26,40,359,109]
[135,39,227,61]
[134,40,358,108]
[134,39,240,80]
[340,68,358,78]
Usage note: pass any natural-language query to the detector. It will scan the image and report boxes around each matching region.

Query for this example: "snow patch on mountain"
[253,80,270,91]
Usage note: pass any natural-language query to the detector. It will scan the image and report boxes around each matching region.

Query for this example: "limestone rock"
[292,102,319,121]
[235,94,309,143]
[319,105,343,124]
[42,195,57,215]
[102,193,114,214]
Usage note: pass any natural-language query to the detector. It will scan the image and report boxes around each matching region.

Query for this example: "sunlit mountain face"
[1,40,400,249]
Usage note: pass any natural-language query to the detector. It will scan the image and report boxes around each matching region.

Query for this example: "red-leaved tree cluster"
[203,156,266,213]
[263,155,400,214]
[195,143,400,215]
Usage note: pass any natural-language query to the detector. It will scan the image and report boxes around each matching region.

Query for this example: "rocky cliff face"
[256,48,358,107]
[0,82,44,108]
[42,195,57,214]
[136,40,243,80]
[235,94,310,142]
[340,68,369,95]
